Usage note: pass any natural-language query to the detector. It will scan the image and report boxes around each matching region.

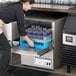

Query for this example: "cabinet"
[62,14,76,73]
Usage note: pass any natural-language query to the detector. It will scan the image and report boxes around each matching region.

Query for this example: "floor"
[7,65,76,76]
[53,65,76,76]
[7,67,67,76]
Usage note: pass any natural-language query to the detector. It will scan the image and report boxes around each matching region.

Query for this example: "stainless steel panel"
[3,22,19,41]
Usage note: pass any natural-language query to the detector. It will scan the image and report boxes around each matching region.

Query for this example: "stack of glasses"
[35,0,52,4]
[20,25,52,50]
[34,0,76,6]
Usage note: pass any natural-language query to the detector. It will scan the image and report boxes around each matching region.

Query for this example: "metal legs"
[67,65,71,73]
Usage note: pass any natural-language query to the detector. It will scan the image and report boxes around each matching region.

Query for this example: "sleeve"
[16,9,26,36]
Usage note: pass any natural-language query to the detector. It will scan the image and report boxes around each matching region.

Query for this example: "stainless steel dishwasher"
[10,11,66,70]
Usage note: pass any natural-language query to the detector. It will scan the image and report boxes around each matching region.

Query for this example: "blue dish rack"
[20,39,52,50]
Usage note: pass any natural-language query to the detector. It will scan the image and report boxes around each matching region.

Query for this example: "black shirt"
[0,2,26,36]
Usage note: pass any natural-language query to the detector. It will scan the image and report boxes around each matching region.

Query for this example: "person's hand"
[23,35,34,47]
[27,38,34,47]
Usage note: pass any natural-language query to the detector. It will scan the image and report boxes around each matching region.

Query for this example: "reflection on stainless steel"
[11,46,50,56]
[11,46,39,56]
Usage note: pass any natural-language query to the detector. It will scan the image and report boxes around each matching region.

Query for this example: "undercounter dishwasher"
[10,11,66,70]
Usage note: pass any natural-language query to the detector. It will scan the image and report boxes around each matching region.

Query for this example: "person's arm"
[16,8,34,47]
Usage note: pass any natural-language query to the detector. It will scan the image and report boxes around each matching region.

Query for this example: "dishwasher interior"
[10,11,67,70]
